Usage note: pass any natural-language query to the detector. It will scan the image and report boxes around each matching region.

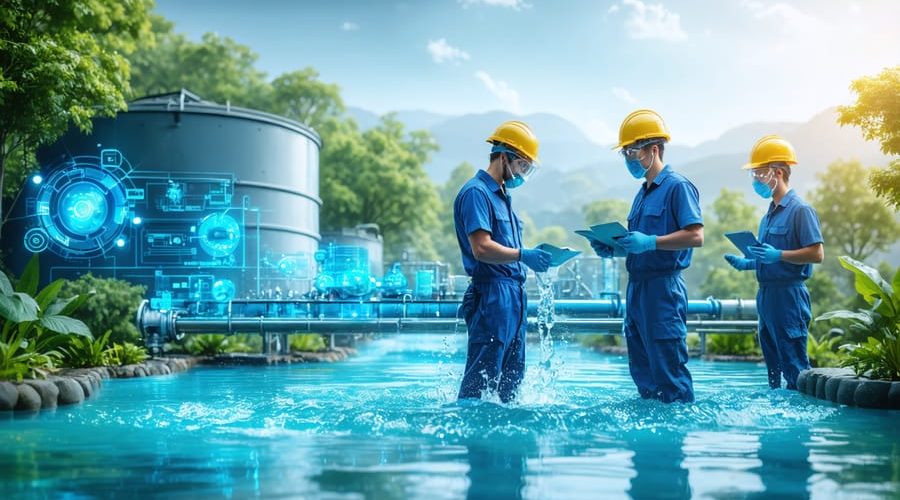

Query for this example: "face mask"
[626,157,648,179]
[751,169,777,199]
[504,174,525,189]
[502,155,527,189]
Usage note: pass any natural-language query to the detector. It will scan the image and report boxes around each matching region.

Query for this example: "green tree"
[433,162,475,272]
[129,26,269,107]
[582,199,630,226]
[61,274,146,345]
[686,188,760,298]
[267,69,345,131]
[837,65,900,209]
[807,160,899,262]
[0,0,154,230]
[319,117,441,262]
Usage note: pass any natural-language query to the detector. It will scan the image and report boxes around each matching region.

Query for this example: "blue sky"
[156,0,900,146]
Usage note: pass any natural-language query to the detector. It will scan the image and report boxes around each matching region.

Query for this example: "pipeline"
[136,297,757,354]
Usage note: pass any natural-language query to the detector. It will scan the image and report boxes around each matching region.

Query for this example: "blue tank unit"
[313,243,375,298]
[380,263,409,298]
[1,89,321,303]
[321,224,384,277]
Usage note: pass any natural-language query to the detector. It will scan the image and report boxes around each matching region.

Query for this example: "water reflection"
[465,439,529,500]
[750,428,811,499]
[626,429,691,500]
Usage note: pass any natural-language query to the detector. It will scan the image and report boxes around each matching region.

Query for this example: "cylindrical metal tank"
[2,89,321,299]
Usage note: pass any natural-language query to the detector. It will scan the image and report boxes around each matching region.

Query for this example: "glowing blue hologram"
[211,279,236,302]
[166,181,183,205]
[132,216,142,225]
[100,149,122,167]
[126,188,145,200]
[380,263,408,297]
[24,228,49,252]
[32,175,43,185]
[58,182,109,235]
[197,212,241,257]
[115,238,126,248]
[415,270,435,299]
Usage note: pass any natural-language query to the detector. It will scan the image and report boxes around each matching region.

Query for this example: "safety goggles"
[510,155,538,180]
[620,139,662,160]
[749,167,775,181]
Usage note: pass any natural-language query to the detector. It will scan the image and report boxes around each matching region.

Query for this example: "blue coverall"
[625,166,703,403]
[755,189,823,389]
[454,170,527,403]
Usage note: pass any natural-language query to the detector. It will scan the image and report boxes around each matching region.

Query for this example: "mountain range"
[347,105,892,228]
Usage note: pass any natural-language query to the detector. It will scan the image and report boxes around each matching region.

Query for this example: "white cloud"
[611,0,687,42]
[341,21,359,31]
[740,1,823,34]
[612,87,637,104]
[427,39,471,64]
[608,4,619,14]
[474,70,521,113]
[459,0,528,10]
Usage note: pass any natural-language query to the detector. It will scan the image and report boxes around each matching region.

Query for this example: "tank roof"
[127,88,321,146]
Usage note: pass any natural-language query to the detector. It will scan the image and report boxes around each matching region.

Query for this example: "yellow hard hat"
[614,109,671,150]
[742,135,798,170]
[486,120,539,163]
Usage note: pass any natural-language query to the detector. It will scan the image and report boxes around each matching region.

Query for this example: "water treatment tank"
[2,89,321,302]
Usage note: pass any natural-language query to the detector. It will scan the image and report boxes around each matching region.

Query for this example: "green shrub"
[61,330,112,368]
[184,334,230,356]
[806,331,842,368]
[104,342,149,366]
[816,256,900,380]
[289,334,325,352]
[61,274,146,345]
[1,255,92,381]
[706,333,760,356]
[578,334,623,349]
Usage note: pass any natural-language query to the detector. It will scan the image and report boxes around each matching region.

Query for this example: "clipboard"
[724,231,762,258]
[535,243,581,267]
[575,221,628,257]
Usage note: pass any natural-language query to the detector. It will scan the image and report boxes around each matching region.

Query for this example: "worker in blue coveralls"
[591,109,704,403]
[724,135,824,390]
[453,120,552,403]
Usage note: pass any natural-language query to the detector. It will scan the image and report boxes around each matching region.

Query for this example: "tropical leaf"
[15,254,40,297]
[839,256,895,316]
[39,315,91,337]
[34,279,65,311]
[0,293,40,323]
[815,309,874,324]
[0,272,13,295]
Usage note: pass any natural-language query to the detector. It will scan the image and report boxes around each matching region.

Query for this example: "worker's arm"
[468,230,520,264]
[781,242,823,264]
[656,224,704,250]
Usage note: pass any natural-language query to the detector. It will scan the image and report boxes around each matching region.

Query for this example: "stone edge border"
[0,348,356,412]
[797,367,900,409]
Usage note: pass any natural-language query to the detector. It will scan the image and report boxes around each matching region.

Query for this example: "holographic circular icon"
[198,213,242,258]
[33,159,131,258]
[58,182,109,235]
[23,228,49,253]
[211,279,236,302]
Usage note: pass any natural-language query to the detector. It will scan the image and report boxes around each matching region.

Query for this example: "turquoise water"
[1,334,898,499]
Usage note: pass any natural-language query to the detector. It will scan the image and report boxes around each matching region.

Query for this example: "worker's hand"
[748,243,782,264]
[724,254,755,271]
[617,231,657,254]
[590,240,614,258]
[520,247,552,273]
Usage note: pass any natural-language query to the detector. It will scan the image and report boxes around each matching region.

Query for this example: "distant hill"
[346,104,892,222]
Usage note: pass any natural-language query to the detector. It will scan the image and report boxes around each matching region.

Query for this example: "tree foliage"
[807,160,899,262]
[0,0,155,229]
[685,188,760,298]
[61,273,146,345]
[837,65,900,209]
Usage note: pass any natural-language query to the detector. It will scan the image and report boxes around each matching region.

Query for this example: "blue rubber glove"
[590,240,614,258]
[748,243,782,264]
[724,254,755,271]
[520,247,552,272]
[617,231,657,254]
